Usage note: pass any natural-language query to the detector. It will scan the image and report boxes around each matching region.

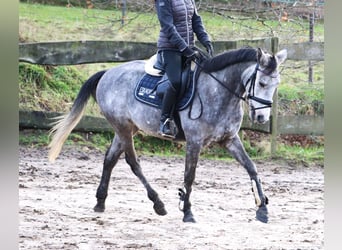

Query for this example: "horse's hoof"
[183,210,196,223]
[256,205,268,223]
[153,202,167,216]
[94,204,105,213]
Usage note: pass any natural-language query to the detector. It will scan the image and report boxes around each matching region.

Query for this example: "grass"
[278,82,324,115]
[275,144,324,166]
[19,3,324,166]
[19,128,324,167]
[19,3,160,42]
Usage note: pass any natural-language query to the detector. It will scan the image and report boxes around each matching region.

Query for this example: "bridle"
[244,63,278,110]
[194,59,278,111]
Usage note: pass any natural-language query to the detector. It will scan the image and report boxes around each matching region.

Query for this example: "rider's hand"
[182,47,198,61]
[205,42,214,57]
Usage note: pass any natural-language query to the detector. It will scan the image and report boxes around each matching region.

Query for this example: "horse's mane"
[201,47,257,73]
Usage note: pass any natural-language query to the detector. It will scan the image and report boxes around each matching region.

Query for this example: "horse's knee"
[249,170,258,180]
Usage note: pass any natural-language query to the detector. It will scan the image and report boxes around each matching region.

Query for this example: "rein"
[193,59,245,102]
[193,59,273,111]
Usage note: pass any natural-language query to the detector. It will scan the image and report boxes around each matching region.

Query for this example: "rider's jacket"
[155,0,210,51]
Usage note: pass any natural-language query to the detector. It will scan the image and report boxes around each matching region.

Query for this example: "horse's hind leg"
[94,135,124,212]
[124,136,167,216]
[226,135,269,223]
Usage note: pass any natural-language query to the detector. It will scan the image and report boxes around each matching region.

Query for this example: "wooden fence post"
[271,89,278,155]
[271,37,279,155]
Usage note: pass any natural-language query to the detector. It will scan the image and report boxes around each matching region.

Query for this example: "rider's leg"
[158,50,182,138]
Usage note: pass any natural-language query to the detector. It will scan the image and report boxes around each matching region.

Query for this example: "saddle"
[134,54,196,111]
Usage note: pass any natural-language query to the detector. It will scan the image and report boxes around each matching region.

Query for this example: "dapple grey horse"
[48,47,287,223]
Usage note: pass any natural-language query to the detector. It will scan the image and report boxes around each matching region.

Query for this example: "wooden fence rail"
[19,110,324,136]
[279,42,324,61]
[19,40,324,65]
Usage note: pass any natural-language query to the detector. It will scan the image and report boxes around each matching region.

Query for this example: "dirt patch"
[19,145,324,249]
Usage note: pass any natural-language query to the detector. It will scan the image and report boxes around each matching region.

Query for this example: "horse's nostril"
[257,115,265,123]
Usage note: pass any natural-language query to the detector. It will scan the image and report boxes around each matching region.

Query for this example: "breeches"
[158,50,184,93]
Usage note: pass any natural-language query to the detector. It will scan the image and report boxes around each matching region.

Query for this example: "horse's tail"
[48,70,106,162]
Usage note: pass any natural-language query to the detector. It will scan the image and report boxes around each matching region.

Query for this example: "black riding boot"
[159,85,178,138]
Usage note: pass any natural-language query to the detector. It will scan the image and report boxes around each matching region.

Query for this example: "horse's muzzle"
[256,114,267,124]
[250,107,268,124]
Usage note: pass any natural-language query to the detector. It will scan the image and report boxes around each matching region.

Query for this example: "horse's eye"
[259,82,266,88]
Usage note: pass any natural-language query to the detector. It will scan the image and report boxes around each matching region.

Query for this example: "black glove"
[182,47,198,61]
[205,42,214,57]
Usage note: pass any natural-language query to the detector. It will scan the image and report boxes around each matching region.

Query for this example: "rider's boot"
[159,85,177,139]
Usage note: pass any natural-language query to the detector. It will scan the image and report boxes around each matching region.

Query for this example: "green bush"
[19,63,86,112]
[278,83,324,115]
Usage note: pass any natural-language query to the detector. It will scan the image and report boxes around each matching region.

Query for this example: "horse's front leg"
[226,135,269,223]
[179,142,201,223]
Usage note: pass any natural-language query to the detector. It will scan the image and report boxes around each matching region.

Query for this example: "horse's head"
[246,48,287,124]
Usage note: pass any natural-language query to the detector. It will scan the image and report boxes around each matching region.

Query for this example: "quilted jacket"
[155,0,211,51]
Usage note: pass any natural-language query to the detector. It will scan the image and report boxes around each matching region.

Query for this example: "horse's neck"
[207,63,254,97]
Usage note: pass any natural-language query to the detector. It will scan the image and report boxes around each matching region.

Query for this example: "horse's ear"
[257,48,268,66]
[275,49,287,65]
[256,48,262,62]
